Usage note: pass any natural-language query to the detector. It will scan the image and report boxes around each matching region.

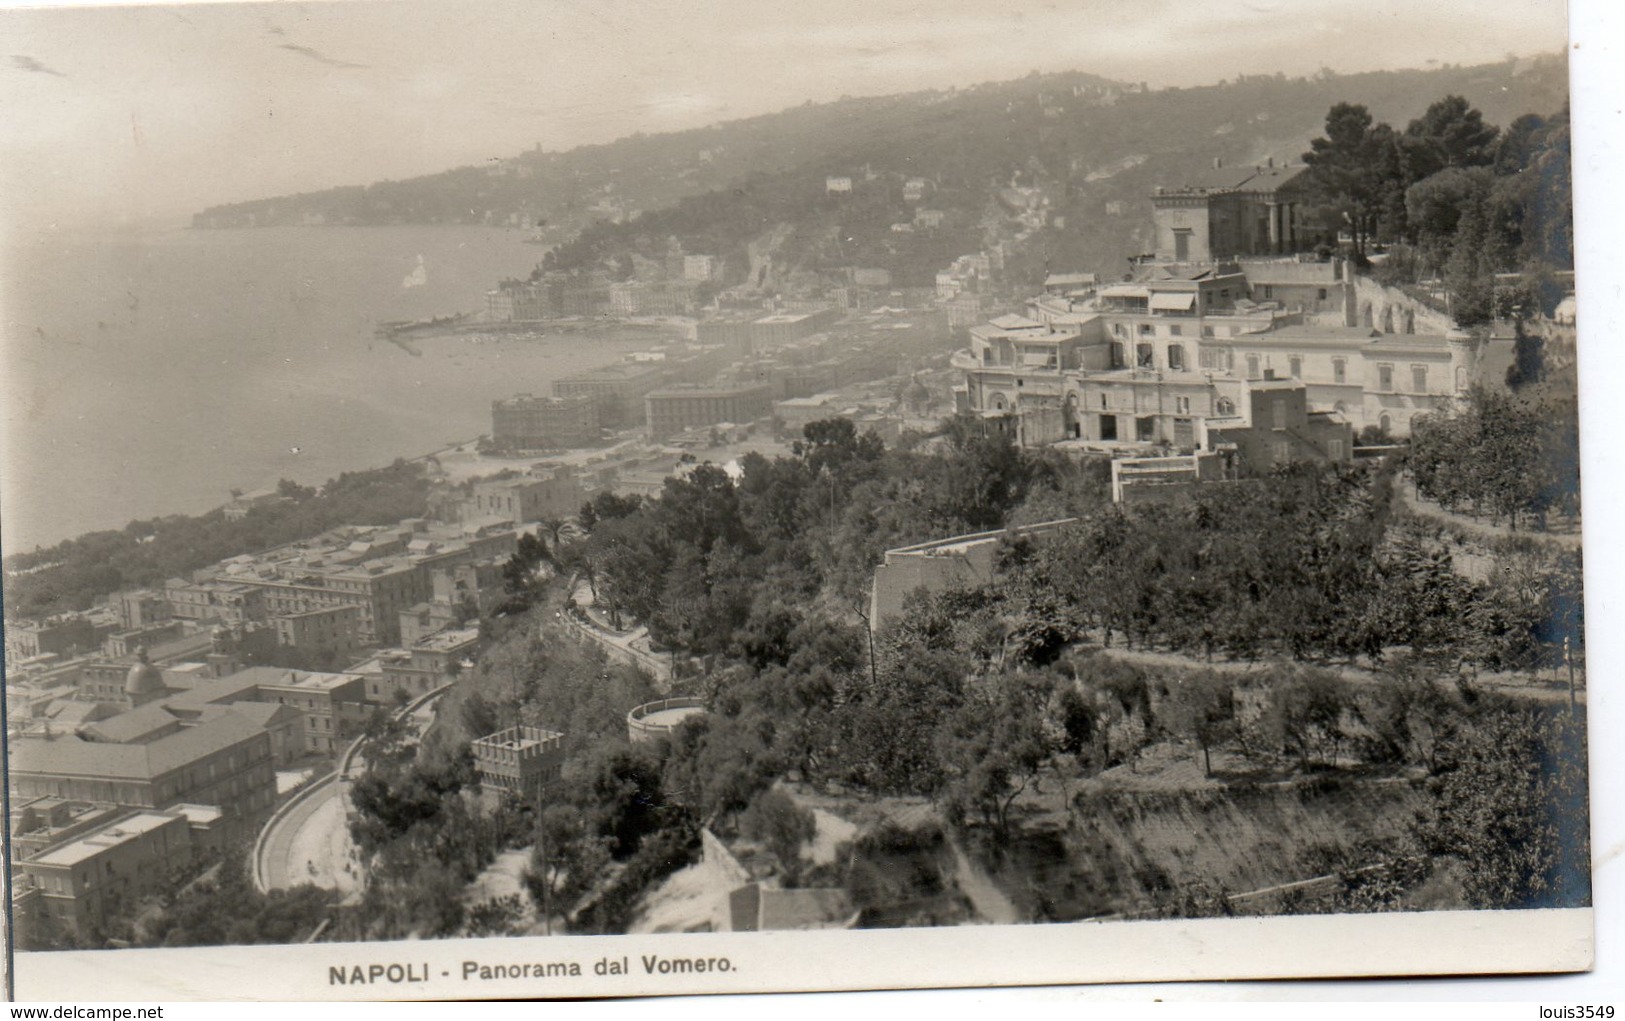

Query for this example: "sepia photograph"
[0,0,1610,1001]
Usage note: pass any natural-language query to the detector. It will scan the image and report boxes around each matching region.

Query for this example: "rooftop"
[413,627,480,653]
[256,669,363,692]
[12,709,269,780]
[31,812,181,868]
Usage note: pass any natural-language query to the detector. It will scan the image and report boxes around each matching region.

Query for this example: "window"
[1136,343,1155,368]
[1317,288,1329,300]
[1289,356,1302,379]
[1139,323,1154,336]
[1332,358,1346,384]
[1169,324,1183,337]
[1272,399,1287,431]
[1412,365,1427,393]
[1272,440,1291,465]
[1262,285,1274,299]
[1216,397,1236,416]
[1246,354,1261,378]
[1327,439,1345,460]
[1167,345,1185,370]
[1202,325,1215,339]
[1099,394,1108,410]
[1378,364,1394,391]
[1112,322,1126,338]
[1173,228,1192,261]
[1110,342,1126,368]
[1176,396,1191,414]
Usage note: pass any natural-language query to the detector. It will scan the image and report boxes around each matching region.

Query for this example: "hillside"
[193,56,1570,287]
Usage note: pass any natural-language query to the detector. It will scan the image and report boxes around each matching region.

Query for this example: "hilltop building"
[955,183,1480,449]
[1150,159,1311,263]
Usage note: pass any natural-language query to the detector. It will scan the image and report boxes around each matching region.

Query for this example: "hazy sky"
[0,0,1573,233]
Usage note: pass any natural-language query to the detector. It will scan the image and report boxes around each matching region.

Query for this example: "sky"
[0,0,1574,234]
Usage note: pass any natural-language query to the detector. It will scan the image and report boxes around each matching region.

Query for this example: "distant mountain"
[193,56,1570,287]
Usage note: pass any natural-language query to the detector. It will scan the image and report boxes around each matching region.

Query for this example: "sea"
[0,225,662,555]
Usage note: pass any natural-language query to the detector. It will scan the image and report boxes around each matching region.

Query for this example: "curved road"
[256,683,454,897]
[260,777,361,897]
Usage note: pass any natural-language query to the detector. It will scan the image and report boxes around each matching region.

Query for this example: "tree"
[1419,704,1590,910]
[937,673,1057,840]
[739,789,817,885]
[1160,671,1236,777]
[1301,103,1395,257]
[1403,95,1500,179]
[1260,667,1349,770]
[526,802,611,922]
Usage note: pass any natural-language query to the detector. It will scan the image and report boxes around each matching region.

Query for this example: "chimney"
[1263,369,1277,381]
[1266,156,1275,169]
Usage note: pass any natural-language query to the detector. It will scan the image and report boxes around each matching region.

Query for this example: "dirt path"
[1090,642,1578,705]
[1399,480,1581,548]
[949,841,1021,924]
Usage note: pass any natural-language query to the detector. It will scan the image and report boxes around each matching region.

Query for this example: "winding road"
[253,683,455,897]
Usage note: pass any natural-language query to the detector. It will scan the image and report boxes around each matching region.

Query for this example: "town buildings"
[553,362,669,427]
[462,471,588,528]
[954,180,1483,455]
[645,383,776,440]
[490,393,601,451]
[272,605,362,660]
[12,807,212,938]
[357,626,479,705]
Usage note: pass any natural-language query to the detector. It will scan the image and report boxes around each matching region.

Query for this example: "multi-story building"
[683,254,718,282]
[955,259,1474,450]
[13,809,198,937]
[462,471,588,527]
[694,317,758,358]
[552,362,669,427]
[164,579,265,625]
[748,309,841,349]
[116,590,172,630]
[8,708,277,846]
[5,616,101,662]
[1150,159,1311,262]
[272,605,361,659]
[356,626,478,706]
[645,383,774,440]
[1207,378,1354,471]
[102,621,185,659]
[252,669,370,755]
[177,520,518,648]
[490,393,601,451]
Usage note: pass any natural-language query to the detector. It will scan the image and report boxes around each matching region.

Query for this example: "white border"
[5,0,1622,1006]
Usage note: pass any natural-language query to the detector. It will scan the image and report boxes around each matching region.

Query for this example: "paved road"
[260,777,361,896]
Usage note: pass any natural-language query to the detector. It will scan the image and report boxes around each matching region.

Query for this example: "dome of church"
[125,646,166,698]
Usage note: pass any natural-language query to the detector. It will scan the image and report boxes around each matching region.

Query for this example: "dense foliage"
[1408,384,1581,529]
[1296,95,1572,324]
